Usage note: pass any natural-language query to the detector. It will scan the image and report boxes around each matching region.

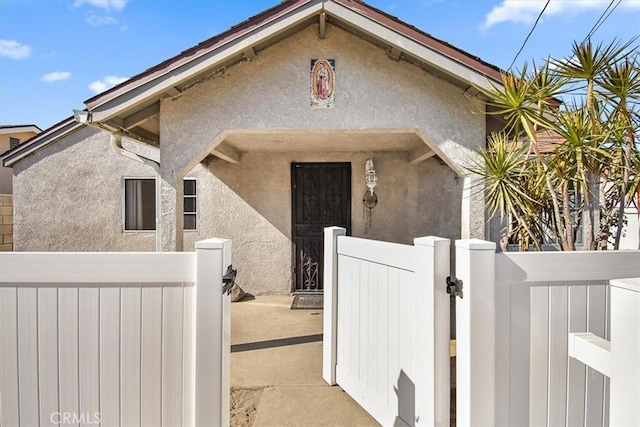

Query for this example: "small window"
[124,179,156,230]
[184,178,197,230]
[123,178,196,231]
[9,137,20,149]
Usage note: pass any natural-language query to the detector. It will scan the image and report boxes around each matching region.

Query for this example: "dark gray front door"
[291,163,351,292]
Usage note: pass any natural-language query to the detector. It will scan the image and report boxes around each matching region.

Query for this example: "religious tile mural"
[310,59,335,108]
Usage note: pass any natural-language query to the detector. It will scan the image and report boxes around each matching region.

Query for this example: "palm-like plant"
[467,132,545,250]
[472,38,638,251]
[550,39,635,249]
[476,63,569,249]
[597,55,640,248]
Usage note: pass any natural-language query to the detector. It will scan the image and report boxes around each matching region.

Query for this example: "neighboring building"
[2,0,505,294]
[0,125,41,194]
[0,125,41,251]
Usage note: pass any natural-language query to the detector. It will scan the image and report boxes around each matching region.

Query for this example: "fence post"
[609,278,640,426]
[455,239,496,427]
[323,226,346,385]
[194,238,231,427]
[414,236,451,427]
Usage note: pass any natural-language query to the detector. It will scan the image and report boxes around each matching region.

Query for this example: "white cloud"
[86,14,118,26]
[0,39,31,59]
[74,0,128,12]
[88,75,128,94]
[483,0,640,29]
[41,71,71,82]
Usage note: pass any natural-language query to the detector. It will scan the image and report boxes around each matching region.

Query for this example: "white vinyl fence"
[323,227,451,427]
[0,239,231,427]
[455,241,640,426]
[569,278,640,427]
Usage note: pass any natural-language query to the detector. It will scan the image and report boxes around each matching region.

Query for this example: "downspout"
[74,110,163,251]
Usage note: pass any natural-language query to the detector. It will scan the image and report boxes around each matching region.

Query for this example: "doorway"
[291,162,351,292]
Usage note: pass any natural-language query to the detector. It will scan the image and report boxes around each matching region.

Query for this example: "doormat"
[291,294,323,310]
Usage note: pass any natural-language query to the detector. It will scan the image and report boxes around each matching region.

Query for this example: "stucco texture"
[13,127,155,251]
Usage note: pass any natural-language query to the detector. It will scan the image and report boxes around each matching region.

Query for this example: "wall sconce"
[363,158,378,210]
[365,158,378,195]
[363,158,378,232]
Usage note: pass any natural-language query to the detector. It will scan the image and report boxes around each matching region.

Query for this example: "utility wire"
[508,0,550,71]
[582,0,621,43]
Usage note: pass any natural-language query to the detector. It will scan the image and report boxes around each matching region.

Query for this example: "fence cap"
[413,236,450,247]
[611,277,640,293]
[455,239,496,251]
[195,238,231,250]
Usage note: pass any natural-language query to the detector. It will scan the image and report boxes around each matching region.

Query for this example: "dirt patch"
[231,387,264,427]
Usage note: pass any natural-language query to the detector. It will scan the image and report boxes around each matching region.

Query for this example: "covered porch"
[169,127,470,295]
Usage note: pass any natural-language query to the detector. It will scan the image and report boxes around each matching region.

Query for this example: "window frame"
[121,177,198,233]
[122,177,157,233]
[183,177,197,232]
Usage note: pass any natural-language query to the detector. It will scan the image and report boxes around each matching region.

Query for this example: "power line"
[582,0,621,43]
[508,0,551,71]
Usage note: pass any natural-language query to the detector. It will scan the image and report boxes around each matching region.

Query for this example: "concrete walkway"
[231,296,379,427]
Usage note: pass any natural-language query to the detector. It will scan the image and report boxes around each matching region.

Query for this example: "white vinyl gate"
[0,239,231,427]
[322,227,451,427]
[323,227,640,427]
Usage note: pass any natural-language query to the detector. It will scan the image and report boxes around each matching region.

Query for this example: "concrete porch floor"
[231,295,379,426]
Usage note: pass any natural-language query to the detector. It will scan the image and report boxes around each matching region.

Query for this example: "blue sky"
[1,0,639,130]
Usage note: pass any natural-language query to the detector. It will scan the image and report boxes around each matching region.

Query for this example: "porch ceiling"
[211,129,435,163]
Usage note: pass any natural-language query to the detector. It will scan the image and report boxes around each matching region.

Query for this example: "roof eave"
[84,0,319,112]
[0,125,42,135]
[1,117,82,167]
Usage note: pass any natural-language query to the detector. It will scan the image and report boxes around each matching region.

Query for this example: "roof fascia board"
[323,1,497,91]
[2,120,82,167]
[0,126,42,135]
[88,1,323,123]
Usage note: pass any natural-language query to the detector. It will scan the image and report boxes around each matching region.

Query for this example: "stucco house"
[1,0,506,295]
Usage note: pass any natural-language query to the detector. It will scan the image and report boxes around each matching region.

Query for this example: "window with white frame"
[123,178,197,231]
[184,178,197,230]
[124,178,156,230]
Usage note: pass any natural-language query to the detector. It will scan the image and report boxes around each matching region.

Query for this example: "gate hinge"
[222,265,238,296]
[446,276,463,299]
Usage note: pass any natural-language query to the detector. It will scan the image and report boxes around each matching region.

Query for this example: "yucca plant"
[472,38,638,250]
[467,132,545,250]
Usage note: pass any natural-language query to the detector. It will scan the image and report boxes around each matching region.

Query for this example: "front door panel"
[292,163,351,292]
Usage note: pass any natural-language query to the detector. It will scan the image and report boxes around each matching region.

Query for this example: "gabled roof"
[80,0,505,139]
[6,0,506,166]
[86,0,502,117]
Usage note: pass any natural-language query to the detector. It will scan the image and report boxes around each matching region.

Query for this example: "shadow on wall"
[394,370,416,427]
[205,155,292,239]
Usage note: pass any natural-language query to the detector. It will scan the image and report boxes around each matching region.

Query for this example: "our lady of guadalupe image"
[310,59,335,107]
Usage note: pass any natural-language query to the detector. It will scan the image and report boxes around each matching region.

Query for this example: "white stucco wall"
[12,127,209,252]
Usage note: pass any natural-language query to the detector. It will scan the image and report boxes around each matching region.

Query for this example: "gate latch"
[446,276,463,299]
[222,265,238,296]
